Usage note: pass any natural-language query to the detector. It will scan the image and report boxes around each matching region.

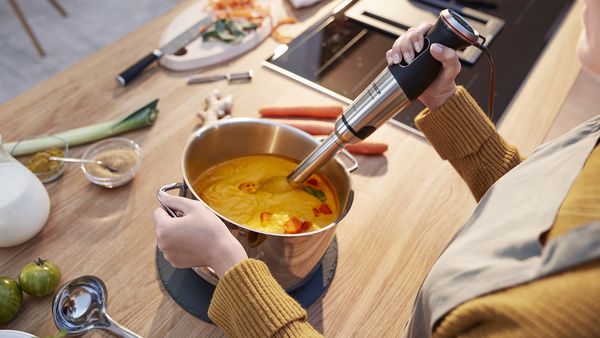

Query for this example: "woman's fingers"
[154,207,172,226]
[410,22,433,53]
[399,33,415,63]
[158,192,196,215]
[386,49,394,65]
[429,43,461,82]
[390,22,434,64]
[391,38,403,64]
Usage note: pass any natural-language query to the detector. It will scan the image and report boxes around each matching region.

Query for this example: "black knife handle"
[116,50,160,86]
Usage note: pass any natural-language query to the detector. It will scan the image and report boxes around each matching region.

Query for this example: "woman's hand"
[153,192,248,278]
[385,23,462,110]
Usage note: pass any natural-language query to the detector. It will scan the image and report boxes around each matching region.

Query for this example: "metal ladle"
[52,275,141,338]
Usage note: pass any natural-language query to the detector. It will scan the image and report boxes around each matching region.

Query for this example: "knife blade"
[116,15,213,86]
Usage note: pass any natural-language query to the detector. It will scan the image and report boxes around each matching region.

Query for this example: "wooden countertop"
[0,0,584,336]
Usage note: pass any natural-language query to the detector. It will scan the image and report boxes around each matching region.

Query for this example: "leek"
[4,99,159,156]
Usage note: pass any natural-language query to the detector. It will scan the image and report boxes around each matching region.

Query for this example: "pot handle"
[157,182,186,218]
[337,148,359,173]
[317,136,359,173]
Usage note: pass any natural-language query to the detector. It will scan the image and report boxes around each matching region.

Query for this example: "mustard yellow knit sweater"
[208,87,600,337]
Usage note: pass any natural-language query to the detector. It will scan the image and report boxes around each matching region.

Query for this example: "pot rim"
[180,117,354,238]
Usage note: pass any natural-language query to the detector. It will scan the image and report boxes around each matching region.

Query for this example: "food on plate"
[18,258,62,297]
[259,106,343,119]
[85,148,138,179]
[203,0,299,44]
[192,154,339,234]
[26,147,64,175]
[203,19,259,43]
[203,0,270,43]
[271,17,299,44]
[0,276,23,323]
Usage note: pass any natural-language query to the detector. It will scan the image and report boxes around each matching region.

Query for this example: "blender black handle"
[388,38,440,101]
[389,15,475,101]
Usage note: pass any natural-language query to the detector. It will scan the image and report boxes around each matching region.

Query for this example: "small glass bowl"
[81,138,141,188]
[10,135,69,183]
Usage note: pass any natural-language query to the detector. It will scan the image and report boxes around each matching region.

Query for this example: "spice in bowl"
[86,148,137,178]
[81,138,141,188]
[12,135,70,183]
[27,147,64,175]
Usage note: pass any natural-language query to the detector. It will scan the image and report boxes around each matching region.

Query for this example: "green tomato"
[19,257,62,297]
[0,276,23,323]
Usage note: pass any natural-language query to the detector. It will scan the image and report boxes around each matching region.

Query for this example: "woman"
[153,1,600,336]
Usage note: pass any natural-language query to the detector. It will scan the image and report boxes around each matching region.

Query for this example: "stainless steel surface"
[440,9,479,44]
[336,68,409,142]
[288,67,409,185]
[162,118,354,291]
[49,156,120,173]
[52,275,142,338]
[344,0,504,64]
[288,134,345,185]
[159,16,213,56]
[336,147,359,173]
[157,182,186,218]
[187,70,254,84]
[262,60,354,104]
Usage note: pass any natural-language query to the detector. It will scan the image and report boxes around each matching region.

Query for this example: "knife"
[116,16,213,86]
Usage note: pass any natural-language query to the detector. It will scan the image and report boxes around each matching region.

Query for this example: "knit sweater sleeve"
[415,86,522,201]
[208,259,323,338]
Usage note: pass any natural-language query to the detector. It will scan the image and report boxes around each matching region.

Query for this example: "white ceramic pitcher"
[0,134,50,247]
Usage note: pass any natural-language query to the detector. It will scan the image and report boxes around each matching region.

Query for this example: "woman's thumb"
[429,43,461,81]
[159,191,195,214]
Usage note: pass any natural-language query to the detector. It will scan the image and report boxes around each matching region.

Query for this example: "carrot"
[344,142,388,156]
[259,106,343,119]
[270,119,334,135]
[265,117,388,155]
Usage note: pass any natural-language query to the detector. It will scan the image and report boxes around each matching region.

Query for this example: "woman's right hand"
[385,22,462,110]
[153,192,248,278]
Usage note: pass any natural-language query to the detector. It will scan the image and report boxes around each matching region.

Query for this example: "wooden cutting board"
[159,0,283,71]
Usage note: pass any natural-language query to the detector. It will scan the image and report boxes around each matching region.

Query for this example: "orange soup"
[192,155,339,234]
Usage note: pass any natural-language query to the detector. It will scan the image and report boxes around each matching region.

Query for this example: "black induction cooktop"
[264,0,574,135]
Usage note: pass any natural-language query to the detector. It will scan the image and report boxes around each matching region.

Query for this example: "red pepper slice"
[284,217,303,234]
[312,208,319,217]
[301,221,312,232]
[319,203,332,215]
[260,212,272,222]
[306,178,318,186]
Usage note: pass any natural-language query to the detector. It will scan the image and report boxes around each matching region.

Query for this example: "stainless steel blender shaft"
[288,68,410,185]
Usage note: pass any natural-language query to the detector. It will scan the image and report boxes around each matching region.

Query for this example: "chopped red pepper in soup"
[284,217,303,234]
[319,203,332,215]
[261,212,272,222]
[306,178,318,186]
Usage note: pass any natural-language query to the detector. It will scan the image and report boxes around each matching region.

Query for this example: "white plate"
[0,330,36,338]
[159,0,284,71]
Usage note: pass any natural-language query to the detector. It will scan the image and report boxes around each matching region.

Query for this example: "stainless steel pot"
[158,118,356,291]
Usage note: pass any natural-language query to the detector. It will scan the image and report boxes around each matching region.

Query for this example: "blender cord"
[474,43,495,121]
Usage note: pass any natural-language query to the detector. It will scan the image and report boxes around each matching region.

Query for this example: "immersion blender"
[288,9,487,185]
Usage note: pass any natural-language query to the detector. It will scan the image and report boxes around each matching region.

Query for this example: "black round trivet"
[156,236,338,323]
